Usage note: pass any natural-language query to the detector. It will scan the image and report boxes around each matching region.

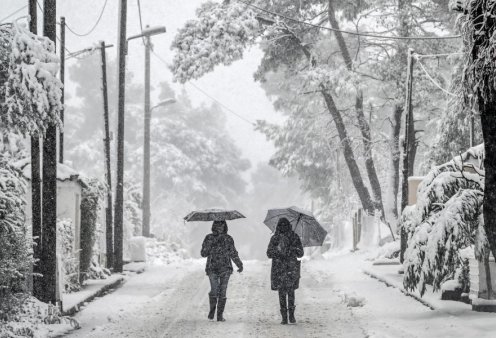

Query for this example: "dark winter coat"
[201,223,243,275]
[267,221,304,291]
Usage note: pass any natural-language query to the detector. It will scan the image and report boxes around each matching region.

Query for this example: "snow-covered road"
[65,254,496,338]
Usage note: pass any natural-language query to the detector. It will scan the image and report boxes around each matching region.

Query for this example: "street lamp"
[151,98,176,112]
[143,98,175,238]
[127,25,166,238]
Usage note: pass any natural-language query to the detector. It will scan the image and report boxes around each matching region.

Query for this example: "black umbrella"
[184,209,246,222]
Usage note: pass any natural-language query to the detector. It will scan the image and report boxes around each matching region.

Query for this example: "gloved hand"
[237,266,243,273]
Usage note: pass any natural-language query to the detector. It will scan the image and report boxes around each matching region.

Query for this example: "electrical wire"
[151,50,256,126]
[414,56,457,97]
[64,0,108,37]
[415,52,465,58]
[238,0,462,41]
[0,5,28,23]
[136,0,146,45]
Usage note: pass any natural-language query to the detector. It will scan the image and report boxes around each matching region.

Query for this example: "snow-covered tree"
[0,155,30,314]
[170,0,459,235]
[402,145,487,295]
[0,22,62,136]
[457,0,496,269]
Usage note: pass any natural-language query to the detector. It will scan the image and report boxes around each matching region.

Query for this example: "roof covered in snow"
[12,158,86,186]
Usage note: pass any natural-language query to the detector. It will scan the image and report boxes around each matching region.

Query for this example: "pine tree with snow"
[402,145,487,295]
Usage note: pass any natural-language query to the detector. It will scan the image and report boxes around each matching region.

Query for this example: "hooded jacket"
[201,221,243,275]
[267,218,304,291]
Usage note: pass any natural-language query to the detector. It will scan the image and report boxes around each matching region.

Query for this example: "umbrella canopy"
[263,206,328,247]
[184,209,246,222]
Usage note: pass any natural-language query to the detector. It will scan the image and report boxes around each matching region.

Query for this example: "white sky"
[2,0,284,177]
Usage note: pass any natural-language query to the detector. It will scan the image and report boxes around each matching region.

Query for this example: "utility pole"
[59,16,65,163]
[41,0,58,305]
[114,0,128,273]
[29,0,43,301]
[100,41,114,269]
[400,48,415,263]
[127,25,166,238]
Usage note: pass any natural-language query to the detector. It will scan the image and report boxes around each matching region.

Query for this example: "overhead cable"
[414,55,457,97]
[0,5,28,23]
[64,0,108,37]
[238,0,461,41]
[151,50,256,126]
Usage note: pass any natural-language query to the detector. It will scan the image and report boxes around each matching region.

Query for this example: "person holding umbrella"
[201,220,243,322]
[266,217,304,325]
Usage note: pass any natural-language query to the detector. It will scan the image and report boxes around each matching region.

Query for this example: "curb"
[62,276,125,316]
[362,268,436,310]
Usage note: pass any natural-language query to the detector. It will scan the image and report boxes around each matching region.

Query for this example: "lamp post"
[127,25,166,237]
[142,98,175,237]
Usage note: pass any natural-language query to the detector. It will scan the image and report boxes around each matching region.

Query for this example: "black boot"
[217,297,227,322]
[208,296,217,320]
[288,306,296,324]
[280,308,288,325]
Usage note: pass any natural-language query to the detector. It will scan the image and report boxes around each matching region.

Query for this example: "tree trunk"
[481,111,496,264]
[389,104,402,221]
[320,88,375,214]
[328,0,386,219]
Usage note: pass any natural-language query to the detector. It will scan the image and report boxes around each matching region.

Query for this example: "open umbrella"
[263,206,328,247]
[184,209,246,222]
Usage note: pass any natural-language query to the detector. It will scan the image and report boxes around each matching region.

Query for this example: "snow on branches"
[170,1,259,83]
[1,22,62,136]
[0,155,30,308]
[402,145,487,295]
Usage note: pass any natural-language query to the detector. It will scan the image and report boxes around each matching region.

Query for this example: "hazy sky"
[2,0,284,177]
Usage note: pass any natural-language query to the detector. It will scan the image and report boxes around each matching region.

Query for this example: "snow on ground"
[63,251,496,338]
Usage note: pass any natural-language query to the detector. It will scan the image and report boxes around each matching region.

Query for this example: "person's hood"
[212,220,228,235]
[275,217,291,235]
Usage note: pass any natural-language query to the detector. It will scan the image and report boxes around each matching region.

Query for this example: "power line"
[151,50,256,126]
[238,0,461,41]
[414,56,457,97]
[64,0,108,37]
[188,82,256,126]
[415,52,465,58]
[136,0,146,44]
[0,5,28,23]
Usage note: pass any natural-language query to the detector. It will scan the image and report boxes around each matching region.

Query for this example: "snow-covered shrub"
[0,296,77,337]
[0,22,62,136]
[170,0,259,83]
[57,219,80,293]
[79,177,105,282]
[0,155,31,315]
[402,145,487,295]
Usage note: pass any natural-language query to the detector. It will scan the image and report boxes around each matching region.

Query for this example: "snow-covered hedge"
[0,155,31,316]
[79,177,106,282]
[57,219,80,293]
[402,145,487,295]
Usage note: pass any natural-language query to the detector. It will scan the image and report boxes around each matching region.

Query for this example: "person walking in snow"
[267,217,304,325]
[201,220,243,322]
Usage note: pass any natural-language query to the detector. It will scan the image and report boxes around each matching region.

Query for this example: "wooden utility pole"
[127,25,166,238]
[143,32,152,238]
[100,41,114,269]
[41,0,58,305]
[114,0,128,273]
[59,16,65,163]
[29,0,43,301]
[400,48,415,263]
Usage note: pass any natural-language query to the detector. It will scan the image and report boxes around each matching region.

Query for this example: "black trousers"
[278,289,295,309]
